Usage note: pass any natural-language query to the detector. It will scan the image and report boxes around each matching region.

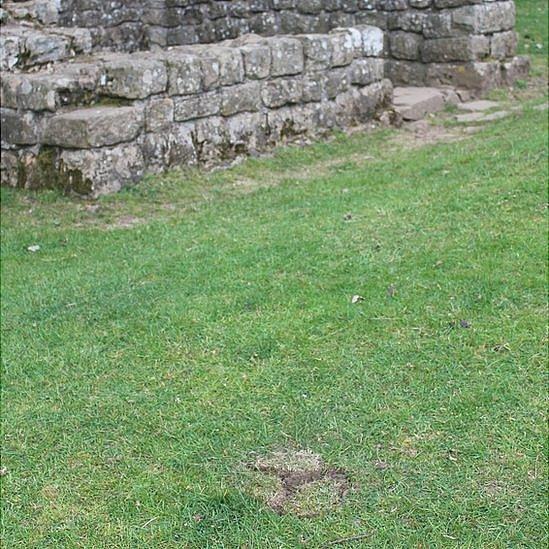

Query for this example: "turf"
[1,2,548,547]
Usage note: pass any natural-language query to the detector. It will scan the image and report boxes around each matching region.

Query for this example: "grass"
[1,2,548,547]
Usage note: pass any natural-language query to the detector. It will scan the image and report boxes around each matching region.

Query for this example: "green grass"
[1,3,548,548]
[516,0,548,56]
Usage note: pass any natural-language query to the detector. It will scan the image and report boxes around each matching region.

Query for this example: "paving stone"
[457,100,500,112]
[455,110,509,123]
[393,86,445,120]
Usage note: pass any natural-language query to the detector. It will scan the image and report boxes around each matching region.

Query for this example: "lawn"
[1,2,548,547]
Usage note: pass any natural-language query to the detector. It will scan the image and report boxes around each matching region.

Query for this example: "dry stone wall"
[1,26,392,195]
[0,0,528,195]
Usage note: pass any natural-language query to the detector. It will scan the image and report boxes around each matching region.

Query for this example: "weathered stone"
[452,2,515,34]
[140,124,196,171]
[60,143,145,196]
[220,82,261,116]
[145,97,174,132]
[298,34,333,70]
[390,31,423,60]
[261,78,303,107]
[165,52,203,95]
[44,106,143,148]
[1,108,41,145]
[173,91,220,121]
[457,99,500,112]
[393,86,445,120]
[350,58,385,85]
[422,36,490,63]
[268,37,304,76]
[328,31,355,67]
[205,46,245,86]
[239,40,272,79]
[101,54,168,99]
[490,31,518,60]
[425,61,502,91]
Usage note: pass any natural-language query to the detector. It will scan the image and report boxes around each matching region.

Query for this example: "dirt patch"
[247,449,351,517]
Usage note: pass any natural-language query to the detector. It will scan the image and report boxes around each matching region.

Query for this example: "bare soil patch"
[247,449,351,517]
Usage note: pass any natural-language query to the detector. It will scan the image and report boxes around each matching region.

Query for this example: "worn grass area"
[1,2,548,548]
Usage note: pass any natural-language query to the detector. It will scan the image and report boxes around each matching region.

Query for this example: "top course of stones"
[0,1,528,195]
[1,0,521,83]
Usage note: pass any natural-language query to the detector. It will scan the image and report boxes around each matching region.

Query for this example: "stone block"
[240,42,272,79]
[44,106,143,148]
[140,124,196,171]
[173,91,221,121]
[145,97,174,132]
[328,31,355,67]
[422,36,490,63]
[261,78,303,107]
[101,54,168,99]
[452,2,515,34]
[390,31,422,60]
[268,37,304,76]
[164,52,203,96]
[350,58,385,85]
[60,143,145,196]
[490,31,517,60]
[220,82,261,116]
[0,108,41,145]
[298,34,333,70]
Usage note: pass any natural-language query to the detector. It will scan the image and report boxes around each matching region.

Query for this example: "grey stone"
[165,52,204,95]
[173,91,220,121]
[145,97,174,132]
[101,54,168,99]
[220,82,261,116]
[261,78,303,107]
[44,106,143,148]
[1,108,41,145]
[457,100,500,112]
[393,86,445,120]
[350,58,384,85]
[268,37,304,76]
[60,143,145,196]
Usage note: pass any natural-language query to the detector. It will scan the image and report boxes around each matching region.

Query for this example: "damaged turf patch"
[246,449,351,517]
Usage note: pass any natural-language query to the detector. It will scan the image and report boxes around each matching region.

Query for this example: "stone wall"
[0,0,528,195]
[2,1,522,87]
[1,26,392,195]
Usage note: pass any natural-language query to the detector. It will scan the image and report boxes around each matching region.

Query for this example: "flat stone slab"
[43,106,143,148]
[457,100,500,112]
[393,87,445,121]
[455,110,509,123]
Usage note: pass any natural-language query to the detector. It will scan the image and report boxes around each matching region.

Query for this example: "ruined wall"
[1,27,392,196]
[1,1,523,85]
[0,0,528,195]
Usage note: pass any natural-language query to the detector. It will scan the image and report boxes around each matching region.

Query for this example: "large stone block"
[390,31,423,60]
[145,97,174,132]
[140,124,197,171]
[60,143,145,196]
[298,34,333,70]
[101,54,168,99]
[43,106,143,148]
[350,58,385,85]
[1,108,41,145]
[173,91,221,121]
[452,2,515,34]
[268,37,305,76]
[328,31,355,67]
[261,78,303,107]
[220,82,261,116]
[422,36,490,63]
[164,52,203,96]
